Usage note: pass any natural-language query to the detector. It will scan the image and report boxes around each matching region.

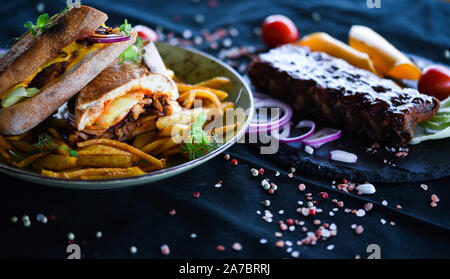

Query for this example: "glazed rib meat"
[247,45,440,146]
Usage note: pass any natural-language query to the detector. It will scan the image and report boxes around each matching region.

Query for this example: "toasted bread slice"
[75,61,178,131]
[0,31,138,135]
[0,5,108,96]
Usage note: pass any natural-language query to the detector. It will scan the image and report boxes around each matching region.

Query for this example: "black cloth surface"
[0,0,449,259]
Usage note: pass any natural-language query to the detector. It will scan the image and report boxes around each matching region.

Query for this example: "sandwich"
[0,5,137,135]
[73,42,179,141]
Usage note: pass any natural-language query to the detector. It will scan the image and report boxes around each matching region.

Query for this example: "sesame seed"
[260,238,268,244]
[380,219,387,224]
[382,200,388,206]
[190,233,197,239]
[420,184,428,191]
[11,216,18,223]
[130,246,138,254]
[326,244,335,250]
[96,231,102,239]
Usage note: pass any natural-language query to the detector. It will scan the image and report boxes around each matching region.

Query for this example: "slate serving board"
[248,54,450,183]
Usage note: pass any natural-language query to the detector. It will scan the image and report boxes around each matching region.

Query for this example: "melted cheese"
[1,41,105,100]
[94,92,143,129]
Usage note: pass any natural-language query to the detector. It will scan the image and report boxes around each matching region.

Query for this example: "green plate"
[0,43,254,189]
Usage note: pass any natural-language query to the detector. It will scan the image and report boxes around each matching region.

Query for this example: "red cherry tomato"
[261,15,299,48]
[418,65,450,100]
[133,25,158,42]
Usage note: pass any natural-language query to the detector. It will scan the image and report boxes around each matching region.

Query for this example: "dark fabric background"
[0,0,449,259]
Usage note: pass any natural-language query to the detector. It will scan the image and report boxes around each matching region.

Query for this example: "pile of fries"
[0,76,240,180]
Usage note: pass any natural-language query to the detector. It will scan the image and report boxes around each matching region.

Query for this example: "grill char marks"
[247,45,440,146]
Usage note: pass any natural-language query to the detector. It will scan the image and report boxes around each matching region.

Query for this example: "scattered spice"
[67,232,75,241]
[216,245,226,251]
[250,168,258,176]
[232,242,242,251]
[364,203,373,211]
[231,158,238,166]
[161,244,170,255]
[298,183,306,191]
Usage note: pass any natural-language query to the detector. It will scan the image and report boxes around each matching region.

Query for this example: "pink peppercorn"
[231,159,238,166]
[309,209,316,215]
[286,218,294,226]
[320,192,328,199]
[258,168,264,175]
[193,192,200,198]
[298,184,306,191]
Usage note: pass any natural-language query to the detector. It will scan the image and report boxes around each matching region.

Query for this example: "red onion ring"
[271,122,291,140]
[247,98,293,134]
[86,34,131,43]
[301,128,342,148]
[272,120,316,143]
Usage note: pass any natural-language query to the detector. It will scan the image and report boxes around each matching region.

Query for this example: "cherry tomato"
[418,65,450,100]
[261,15,299,48]
[133,25,158,42]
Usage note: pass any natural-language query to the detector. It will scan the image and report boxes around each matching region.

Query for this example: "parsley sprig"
[13,3,77,44]
[118,19,144,64]
[180,112,221,160]
[119,35,143,64]
[32,134,78,157]
[119,19,132,36]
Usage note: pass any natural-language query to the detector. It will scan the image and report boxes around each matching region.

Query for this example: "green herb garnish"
[119,19,132,36]
[32,133,78,157]
[12,2,80,44]
[118,36,144,64]
[180,112,221,160]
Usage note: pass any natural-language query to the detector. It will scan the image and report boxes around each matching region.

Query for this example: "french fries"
[156,107,221,130]
[48,127,64,141]
[77,145,133,168]
[77,139,164,168]
[177,89,223,111]
[13,153,47,168]
[9,140,32,153]
[177,84,229,101]
[194,76,231,88]
[0,134,13,150]
[42,167,146,180]
[4,131,31,141]
[140,138,167,154]
[132,131,156,149]
[0,146,12,164]
[36,154,78,171]
[1,75,237,181]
